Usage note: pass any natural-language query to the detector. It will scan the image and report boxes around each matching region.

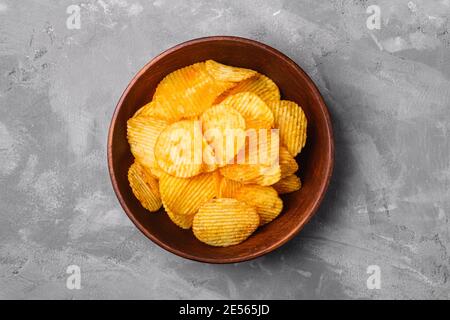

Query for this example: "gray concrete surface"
[1,0,449,299]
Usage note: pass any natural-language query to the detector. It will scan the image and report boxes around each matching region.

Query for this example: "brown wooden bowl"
[108,36,334,263]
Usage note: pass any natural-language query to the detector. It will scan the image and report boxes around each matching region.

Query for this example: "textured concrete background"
[1,0,449,299]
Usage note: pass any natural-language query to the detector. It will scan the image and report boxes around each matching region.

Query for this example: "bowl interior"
[108,37,333,263]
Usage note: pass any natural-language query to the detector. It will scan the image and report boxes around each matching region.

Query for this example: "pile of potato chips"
[127,60,307,247]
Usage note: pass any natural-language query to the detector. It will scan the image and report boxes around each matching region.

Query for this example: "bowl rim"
[107,36,334,264]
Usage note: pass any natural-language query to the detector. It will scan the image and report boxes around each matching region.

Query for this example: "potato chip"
[220,129,279,185]
[246,141,290,186]
[127,116,168,169]
[279,145,298,178]
[219,163,261,183]
[220,92,274,129]
[128,161,162,212]
[165,205,195,229]
[220,161,280,187]
[272,174,302,194]
[192,198,259,247]
[218,176,243,198]
[205,60,257,83]
[247,128,280,166]
[235,185,283,225]
[251,163,281,186]
[201,104,246,166]
[201,104,245,136]
[132,101,152,118]
[201,140,218,173]
[269,100,307,156]
[159,172,217,216]
[155,120,205,178]
[216,73,280,105]
[148,164,164,179]
[244,139,294,186]
[242,140,282,186]
[153,62,233,119]
[145,100,181,122]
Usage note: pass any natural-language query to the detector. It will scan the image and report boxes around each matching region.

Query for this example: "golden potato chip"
[216,73,280,105]
[246,128,280,166]
[201,104,246,166]
[201,143,219,173]
[153,62,233,119]
[132,101,152,118]
[148,164,164,179]
[272,174,302,194]
[220,129,279,185]
[155,120,205,178]
[192,198,259,247]
[128,161,162,212]
[219,163,261,183]
[205,60,257,82]
[240,137,282,186]
[218,176,243,198]
[127,116,168,169]
[269,100,307,156]
[220,161,281,187]
[246,141,287,186]
[235,185,283,225]
[279,145,298,178]
[220,92,274,129]
[251,163,281,186]
[145,100,180,122]
[201,104,246,136]
[243,138,293,186]
[165,205,195,229]
[159,172,217,216]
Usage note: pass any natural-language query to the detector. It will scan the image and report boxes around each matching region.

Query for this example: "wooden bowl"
[108,36,334,263]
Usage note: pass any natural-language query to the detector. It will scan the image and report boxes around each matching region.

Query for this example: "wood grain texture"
[107,36,334,263]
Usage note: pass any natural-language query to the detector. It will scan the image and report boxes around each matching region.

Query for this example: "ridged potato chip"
[128,161,162,212]
[193,198,259,247]
[231,128,280,166]
[269,100,307,156]
[235,185,283,225]
[216,73,280,105]
[201,104,246,166]
[220,92,274,129]
[219,163,261,183]
[155,120,205,178]
[144,100,180,122]
[201,104,246,136]
[279,145,299,178]
[132,101,152,118]
[205,60,257,82]
[220,129,280,185]
[272,174,302,194]
[251,163,281,186]
[220,161,281,187]
[201,140,218,173]
[243,137,283,186]
[159,172,217,216]
[165,205,195,229]
[218,176,243,198]
[127,116,168,169]
[153,62,233,119]
[148,164,164,179]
